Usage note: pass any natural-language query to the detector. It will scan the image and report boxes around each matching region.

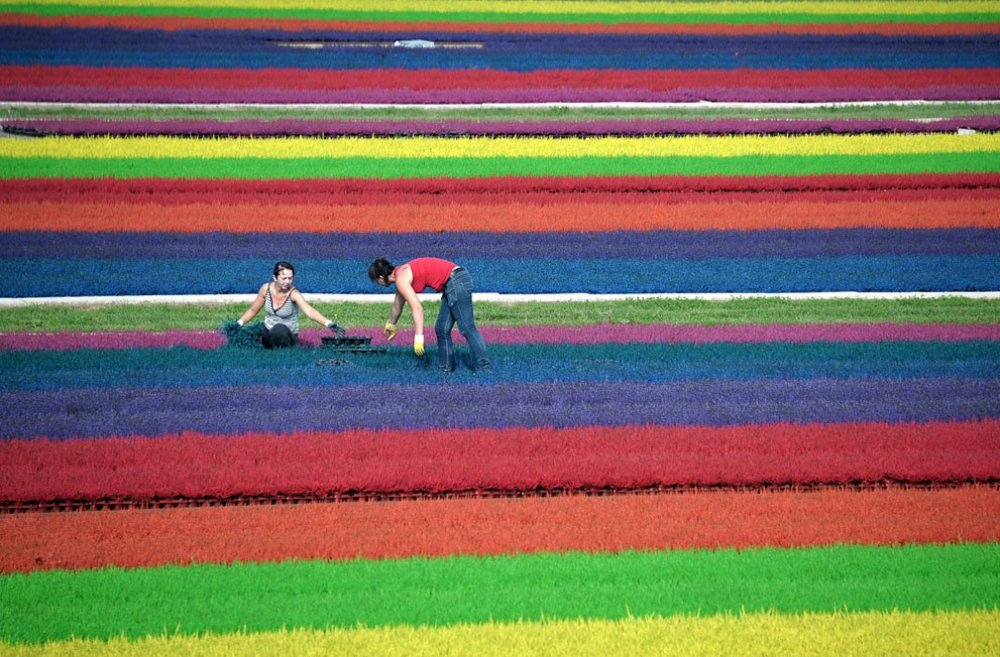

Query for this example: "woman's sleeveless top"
[264,285,299,334]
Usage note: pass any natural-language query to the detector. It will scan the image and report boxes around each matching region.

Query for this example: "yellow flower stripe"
[2,1,993,18]
[1,133,996,160]
[3,610,997,657]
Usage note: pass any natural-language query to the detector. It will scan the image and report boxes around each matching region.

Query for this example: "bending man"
[369,257,491,372]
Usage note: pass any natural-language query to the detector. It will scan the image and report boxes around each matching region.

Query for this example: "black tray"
[320,335,386,353]
[322,336,372,347]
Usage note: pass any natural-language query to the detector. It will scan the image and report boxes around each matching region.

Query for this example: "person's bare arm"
[388,290,405,326]
[291,289,332,326]
[393,271,424,337]
[237,284,267,325]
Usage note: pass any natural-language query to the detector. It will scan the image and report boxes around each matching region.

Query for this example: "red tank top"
[397,257,457,292]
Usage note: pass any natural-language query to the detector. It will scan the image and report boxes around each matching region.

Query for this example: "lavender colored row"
[3,378,996,440]
[3,323,999,352]
[6,116,999,137]
[6,86,995,104]
[13,230,997,261]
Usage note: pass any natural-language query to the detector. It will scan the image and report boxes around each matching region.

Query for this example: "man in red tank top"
[369,257,491,372]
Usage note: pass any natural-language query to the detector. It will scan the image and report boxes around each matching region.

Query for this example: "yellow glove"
[414,334,425,356]
[384,322,398,341]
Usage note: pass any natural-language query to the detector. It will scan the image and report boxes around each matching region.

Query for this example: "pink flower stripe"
[4,66,997,103]
[8,84,995,104]
[3,323,997,352]
[4,66,995,91]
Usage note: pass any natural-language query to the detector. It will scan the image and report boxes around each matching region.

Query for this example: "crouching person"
[236,260,344,348]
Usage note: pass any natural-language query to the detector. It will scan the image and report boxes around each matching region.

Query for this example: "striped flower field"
[2,1,999,655]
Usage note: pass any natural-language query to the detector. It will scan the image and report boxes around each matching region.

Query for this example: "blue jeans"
[435,267,490,371]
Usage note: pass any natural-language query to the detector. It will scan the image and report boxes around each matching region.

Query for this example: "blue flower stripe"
[2,341,996,392]
[4,27,999,71]
[11,255,1000,296]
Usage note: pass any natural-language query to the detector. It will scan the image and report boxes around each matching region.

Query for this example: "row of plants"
[1,611,995,657]
[7,100,999,121]
[8,171,994,193]
[11,255,998,295]
[2,0,995,25]
[7,133,993,158]
[11,117,1000,136]
[4,321,996,351]
[7,200,998,230]
[4,378,993,439]
[5,297,995,331]
[9,27,998,71]
[8,15,998,39]
[7,179,997,232]
[3,543,996,643]
[4,341,997,390]
[15,228,996,259]
[8,153,998,177]
[4,486,997,571]
[3,420,996,503]
[5,65,996,102]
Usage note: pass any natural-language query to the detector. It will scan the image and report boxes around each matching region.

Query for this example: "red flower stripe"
[2,421,997,505]
[6,198,995,233]
[6,175,998,233]
[7,174,996,199]
[3,485,997,573]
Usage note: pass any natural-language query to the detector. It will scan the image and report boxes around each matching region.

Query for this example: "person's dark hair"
[273,261,295,277]
[368,257,394,284]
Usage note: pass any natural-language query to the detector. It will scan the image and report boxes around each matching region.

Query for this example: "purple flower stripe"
[11,28,994,57]
[20,230,997,261]
[4,378,996,440]
[3,323,999,352]
[6,116,1000,137]
[5,85,996,104]
[9,30,995,73]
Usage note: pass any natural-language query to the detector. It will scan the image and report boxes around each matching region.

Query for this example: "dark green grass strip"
[2,298,997,333]
[3,153,998,179]
[6,103,999,122]
[0,543,996,644]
